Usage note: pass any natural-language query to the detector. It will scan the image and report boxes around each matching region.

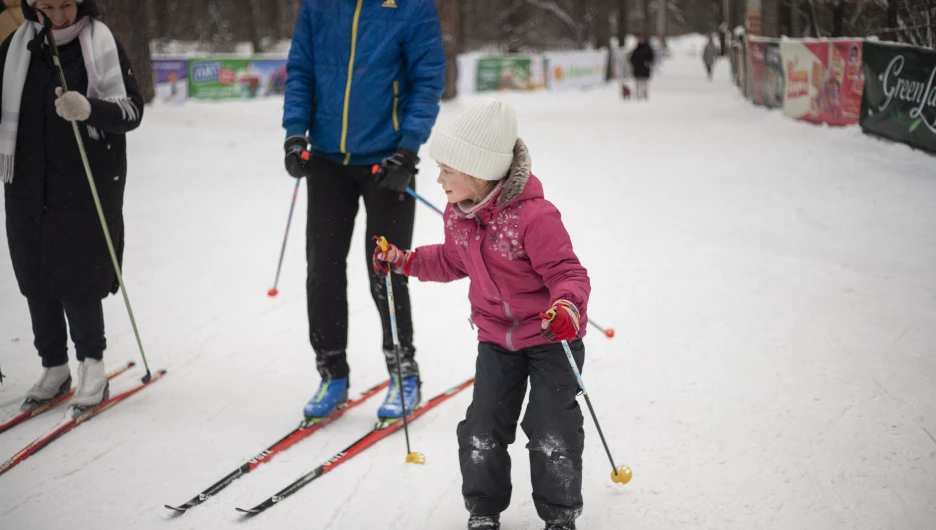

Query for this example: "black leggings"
[304,156,418,381]
[27,298,106,367]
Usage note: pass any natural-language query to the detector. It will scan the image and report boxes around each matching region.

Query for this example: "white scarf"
[1,18,138,183]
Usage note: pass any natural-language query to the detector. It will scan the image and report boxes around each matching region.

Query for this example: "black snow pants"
[304,155,418,382]
[457,340,585,524]
[27,297,106,367]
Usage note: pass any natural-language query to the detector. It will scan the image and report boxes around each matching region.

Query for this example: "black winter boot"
[545,523,576,530]
[468,514,500,530]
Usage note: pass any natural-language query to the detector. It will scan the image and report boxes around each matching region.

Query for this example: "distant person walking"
[629,34,655,100]
[703,35,718,81]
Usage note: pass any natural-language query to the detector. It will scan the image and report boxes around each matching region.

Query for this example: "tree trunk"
[884,0,898,42]
[436,0,459,100]
[643,0,652,35]
[96,0,155,103]
[806,0,821,37]
[790,0,800,38]
[617,0,629,45]
[717,0,727,55]
[245,0,261,53]
[151,0,169,41]
[831,0,844,37]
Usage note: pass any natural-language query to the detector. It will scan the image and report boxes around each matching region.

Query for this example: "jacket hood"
[21,0,99,23]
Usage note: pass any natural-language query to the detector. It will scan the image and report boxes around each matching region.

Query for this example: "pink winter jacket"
[407,139,590,351]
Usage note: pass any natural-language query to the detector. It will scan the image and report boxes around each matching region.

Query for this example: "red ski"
[0,361,136,436]
[165,379,390,513]
[0,369,167,477]
[236,377,475,515]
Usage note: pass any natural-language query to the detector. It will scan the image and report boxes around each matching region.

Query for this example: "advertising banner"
[152,58,188,103]
[832,40,865,122]
[544,49,609,91]
[860,41,936,154]
[475,55,545,92]
[781,40,859,126]
[749,39,768,106]
[188,58,288,100]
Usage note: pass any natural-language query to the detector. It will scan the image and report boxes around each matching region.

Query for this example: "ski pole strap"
[561,340,586,396]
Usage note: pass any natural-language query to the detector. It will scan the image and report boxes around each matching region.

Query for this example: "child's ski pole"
[375,237,425,465]
[588,319,615,338]
[559,339,631,485]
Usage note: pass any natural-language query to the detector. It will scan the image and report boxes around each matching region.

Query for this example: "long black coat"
[1,18,143,302]
[630,43,656,79]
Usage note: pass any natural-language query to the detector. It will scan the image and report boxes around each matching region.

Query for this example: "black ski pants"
[27,297,106,367]
[305,155,418,381]
[458,340,585,524]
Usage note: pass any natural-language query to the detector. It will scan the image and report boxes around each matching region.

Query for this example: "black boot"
[545,523,576,530]
[468,514,500,530]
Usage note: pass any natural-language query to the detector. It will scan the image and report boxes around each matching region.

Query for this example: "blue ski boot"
[303,378,349,420]
[377,375,421,420]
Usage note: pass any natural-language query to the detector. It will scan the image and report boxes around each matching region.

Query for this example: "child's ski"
[164,380,390,513]
[0,361,136,436]
[0,369,167,477]
[235,377,475,516]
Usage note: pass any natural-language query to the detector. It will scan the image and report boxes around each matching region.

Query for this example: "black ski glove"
[374,147,418,194]
[284,136,313,179]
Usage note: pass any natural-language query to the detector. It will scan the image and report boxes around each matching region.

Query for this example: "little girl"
[374,98,590,530]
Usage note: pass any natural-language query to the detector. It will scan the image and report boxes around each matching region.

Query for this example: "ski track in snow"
[2,35,936,529]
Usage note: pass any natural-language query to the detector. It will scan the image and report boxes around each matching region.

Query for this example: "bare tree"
[97,0,154,102]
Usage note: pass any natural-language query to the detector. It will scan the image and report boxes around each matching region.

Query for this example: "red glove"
[372,236,415,277]
[540,300,581,342]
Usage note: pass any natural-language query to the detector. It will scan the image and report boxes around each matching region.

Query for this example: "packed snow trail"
[1,37,934,529]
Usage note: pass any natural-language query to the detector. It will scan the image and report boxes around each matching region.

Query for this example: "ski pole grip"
[376,236,389,253]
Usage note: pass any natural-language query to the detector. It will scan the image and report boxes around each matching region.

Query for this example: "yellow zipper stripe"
[340,0,364,165]
[392,81,400,131]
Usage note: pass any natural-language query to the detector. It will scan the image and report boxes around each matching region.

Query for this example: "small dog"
[621,83,632,100]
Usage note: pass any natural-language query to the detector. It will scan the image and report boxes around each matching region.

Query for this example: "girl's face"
[35,0,79,30]
[437,164,489,204]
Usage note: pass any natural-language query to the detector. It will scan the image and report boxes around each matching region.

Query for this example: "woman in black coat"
[629,34,656,100]
[1,0,143,413]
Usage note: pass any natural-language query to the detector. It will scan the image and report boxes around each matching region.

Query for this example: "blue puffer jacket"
[283,0,446,166]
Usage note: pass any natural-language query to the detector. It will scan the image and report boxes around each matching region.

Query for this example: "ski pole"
[559,338,631,485]
[369,164,445,216]
[405,188,444,215]
[46,22,153,384]
[268,176,303,298]
[375,237,424,465]
[588,319,616,338]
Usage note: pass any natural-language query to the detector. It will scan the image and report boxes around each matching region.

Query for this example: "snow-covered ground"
[1,42,935,530]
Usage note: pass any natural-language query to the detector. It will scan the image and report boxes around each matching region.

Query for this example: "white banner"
[544,49,609,91]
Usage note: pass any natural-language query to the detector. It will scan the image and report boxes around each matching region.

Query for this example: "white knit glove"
[54,87,91,122]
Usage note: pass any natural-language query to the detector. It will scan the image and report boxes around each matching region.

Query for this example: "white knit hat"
[429,98,518,181]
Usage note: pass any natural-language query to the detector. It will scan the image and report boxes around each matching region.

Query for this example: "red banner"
[749,40,768,106]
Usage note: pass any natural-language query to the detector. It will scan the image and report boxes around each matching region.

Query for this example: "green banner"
[475,56,544,92]
[188,58,289,100]
[860,42,936,154]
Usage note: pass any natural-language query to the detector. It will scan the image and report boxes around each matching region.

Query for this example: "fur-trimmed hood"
[496,137,534,207]
[21,0,99,22]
